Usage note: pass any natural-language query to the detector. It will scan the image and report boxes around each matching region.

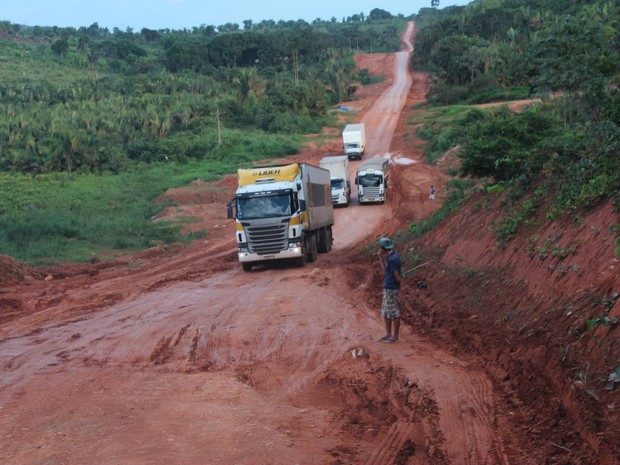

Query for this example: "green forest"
[0,0,618,263]
[410,0,619,250]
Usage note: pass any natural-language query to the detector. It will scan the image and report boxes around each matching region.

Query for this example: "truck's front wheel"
[242,263,253,272]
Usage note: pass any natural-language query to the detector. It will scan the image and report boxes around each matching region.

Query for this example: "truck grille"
[362,187,381,199]
[245,224,288,255]
[331,195,339,203]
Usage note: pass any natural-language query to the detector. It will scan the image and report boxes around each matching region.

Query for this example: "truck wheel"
[318,229,327,253]
[328,227,333,251]
[307,233,318,262]
[242,263,253,272]
[318,227,333,253]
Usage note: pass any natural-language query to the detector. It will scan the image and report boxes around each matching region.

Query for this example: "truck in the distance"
[342,123,366,160]
[319,155,351,207]
[355,156,390,204]
[226,163,334,271]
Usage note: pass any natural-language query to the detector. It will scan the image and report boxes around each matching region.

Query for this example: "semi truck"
[319,155,351,207]
[226,163,335,271]
[342,123,366,160]
[355,157,390,204]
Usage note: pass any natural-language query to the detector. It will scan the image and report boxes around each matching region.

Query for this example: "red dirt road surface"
[1,22,619,465]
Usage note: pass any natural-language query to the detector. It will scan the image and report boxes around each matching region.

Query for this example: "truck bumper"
[359,195,385,203]
[238,244,303,263]
[332,194,349,206]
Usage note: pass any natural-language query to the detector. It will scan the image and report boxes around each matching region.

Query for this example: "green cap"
[378,237,393,250]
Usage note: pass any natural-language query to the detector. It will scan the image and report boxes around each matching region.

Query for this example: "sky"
[1,0,472,31]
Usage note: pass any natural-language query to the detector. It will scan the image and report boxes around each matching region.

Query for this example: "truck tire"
[318,227,333,253]
[242,262,253,272]
[307,232,318,262]
[326,227,333,252]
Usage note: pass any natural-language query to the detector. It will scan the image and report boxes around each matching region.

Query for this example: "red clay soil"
[1,22,619,465]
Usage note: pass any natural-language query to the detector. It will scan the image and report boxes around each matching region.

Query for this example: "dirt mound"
[0,254,44,285]
[434,144,462,174]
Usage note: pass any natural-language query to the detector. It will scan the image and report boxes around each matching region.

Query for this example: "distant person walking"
[429,185,436,201]
[377,237,401,343]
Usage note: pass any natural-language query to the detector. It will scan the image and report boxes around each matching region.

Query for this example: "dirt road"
[3,21,616,465]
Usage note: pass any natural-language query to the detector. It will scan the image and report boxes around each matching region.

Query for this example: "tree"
[368,8,393,21]
[463,46,485,85]
[234,68,265,104]
[218,23,240,33]
[531,11,620,122]
[51,39,69,58]
[140,28,160,41]
[76,35,90,54]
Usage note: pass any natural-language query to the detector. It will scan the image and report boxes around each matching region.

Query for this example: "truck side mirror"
[385,180,389,188]
[226,201,234,219]
[354,176,358,184]
[299,199,307,211]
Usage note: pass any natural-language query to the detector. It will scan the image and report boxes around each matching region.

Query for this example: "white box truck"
[319,155,351,207]
[342,123,366,160]
[227,163,334,271]
[355,157,389,204]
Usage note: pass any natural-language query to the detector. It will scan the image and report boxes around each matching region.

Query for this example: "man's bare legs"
[382,317,400,342]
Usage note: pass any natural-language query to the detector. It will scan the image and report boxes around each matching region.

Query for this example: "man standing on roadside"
[377,237,402,343]
[429,185,436,201]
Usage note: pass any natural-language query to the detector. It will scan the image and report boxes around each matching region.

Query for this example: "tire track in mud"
[362,420,418,465]
[360,340,511,465]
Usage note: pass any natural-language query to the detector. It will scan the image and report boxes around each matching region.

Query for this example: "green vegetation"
[0,11,406,263]
[587,316,618,331]
[410,0,619,245]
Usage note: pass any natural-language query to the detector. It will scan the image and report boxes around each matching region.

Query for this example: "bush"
[456,106,560,181]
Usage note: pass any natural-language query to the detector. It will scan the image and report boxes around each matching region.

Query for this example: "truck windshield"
[358,174,382,187]
[331,179,346,190]
[345,143,360,149]
[237,194,293,220]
